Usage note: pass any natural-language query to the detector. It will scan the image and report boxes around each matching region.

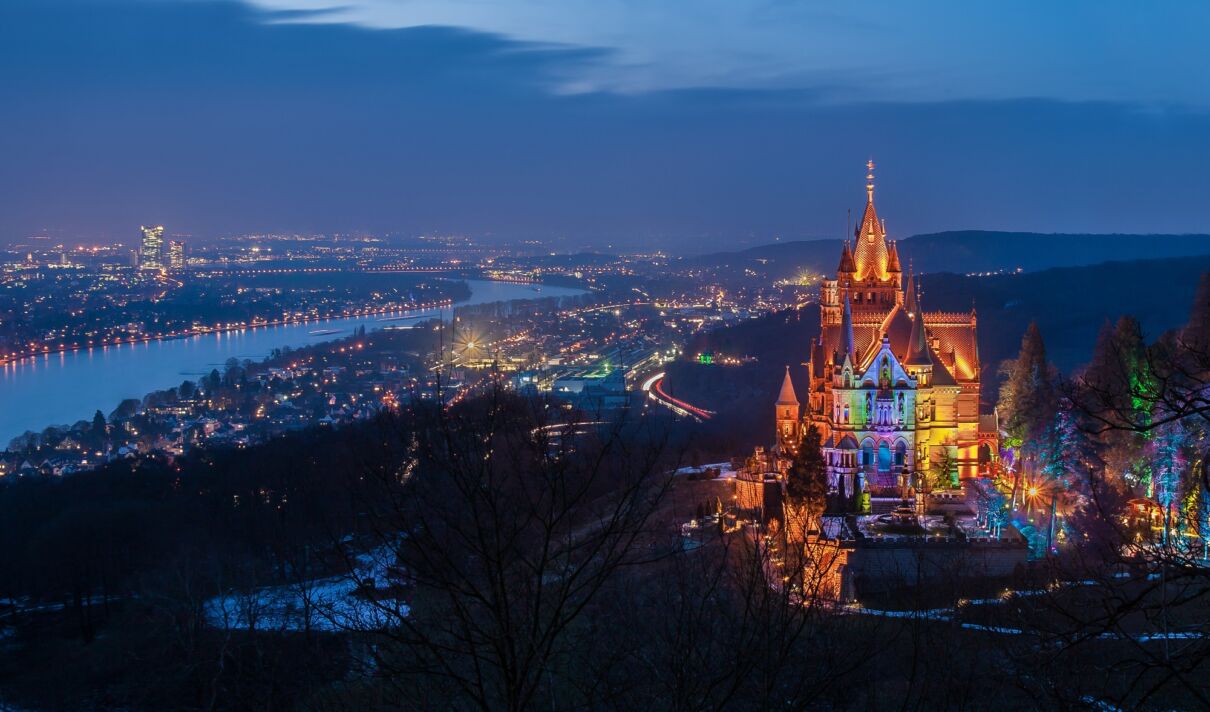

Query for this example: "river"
[0,279,586,444]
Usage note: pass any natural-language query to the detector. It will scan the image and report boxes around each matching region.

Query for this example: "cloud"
[236,0,1210,106]
[1,0,1209,249]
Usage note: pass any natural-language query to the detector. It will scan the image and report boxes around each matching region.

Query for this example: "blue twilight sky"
[3,0,1210,252]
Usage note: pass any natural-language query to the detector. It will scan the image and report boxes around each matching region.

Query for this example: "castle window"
[861,441,875,469]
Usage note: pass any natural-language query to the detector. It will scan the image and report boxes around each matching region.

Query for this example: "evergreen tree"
[89,409,108,449]
[1083,316,1153,493]
[1150,421,1187,545]
[90,410,106,437]
[998,321,1057,451]
[786,425,828,522]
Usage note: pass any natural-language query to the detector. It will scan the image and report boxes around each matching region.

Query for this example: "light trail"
[641,371,714,420]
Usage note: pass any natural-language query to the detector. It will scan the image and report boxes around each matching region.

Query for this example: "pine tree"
[1083,316,1153,493]
[999,321,1057,450]
[786,425,828,523]
[89,410,108,449]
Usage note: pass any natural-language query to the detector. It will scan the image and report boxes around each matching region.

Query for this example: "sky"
[3,0,1210,253]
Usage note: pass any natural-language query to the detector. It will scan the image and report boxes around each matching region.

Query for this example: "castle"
[774,163,997,499]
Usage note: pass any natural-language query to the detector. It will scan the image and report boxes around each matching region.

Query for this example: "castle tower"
[852,161,890,283]
[779,162,993,493]
[775,366,800,451]
[846,161,901,316]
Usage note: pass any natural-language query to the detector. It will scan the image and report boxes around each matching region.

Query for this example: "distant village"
[0,286,762,478]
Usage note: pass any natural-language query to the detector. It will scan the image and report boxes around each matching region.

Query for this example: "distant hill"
[664,255,1210,456]
[688,231,1210,280]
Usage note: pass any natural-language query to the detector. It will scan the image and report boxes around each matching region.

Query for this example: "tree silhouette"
[785,424,828,524]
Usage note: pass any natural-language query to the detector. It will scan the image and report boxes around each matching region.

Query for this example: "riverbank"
[0,279,589,443]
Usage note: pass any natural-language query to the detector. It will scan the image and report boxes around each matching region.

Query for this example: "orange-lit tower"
[785,162,996,498]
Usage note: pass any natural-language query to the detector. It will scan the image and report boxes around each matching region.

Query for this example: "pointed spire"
[866,158,875,202]
[841,290,856,362]
[904,265,917,316]
[886,240,901,273]
[853,159,889,281]
[904,291,933,367]
[776,366,799,405]
[837,239,856,275]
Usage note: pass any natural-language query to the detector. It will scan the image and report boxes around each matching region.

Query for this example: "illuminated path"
[641,372,714,421]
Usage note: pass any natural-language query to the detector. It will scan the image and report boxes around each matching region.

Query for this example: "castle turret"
[775,366,800,450]
[886,240,901,274]
[904,292,934,386]
[838,240,856,277]
[840,290,856,365]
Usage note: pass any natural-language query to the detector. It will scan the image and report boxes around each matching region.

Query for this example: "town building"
[167,239,186,270]
[139,225,165,270]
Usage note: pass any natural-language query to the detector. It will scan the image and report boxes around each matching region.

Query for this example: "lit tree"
[998,321,1058,505]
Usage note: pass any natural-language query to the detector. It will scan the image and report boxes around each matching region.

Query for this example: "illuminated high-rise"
[139,225,165,270]
[167,240,186,270]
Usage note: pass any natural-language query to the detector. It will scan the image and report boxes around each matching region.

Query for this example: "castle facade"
[775,164,997,497]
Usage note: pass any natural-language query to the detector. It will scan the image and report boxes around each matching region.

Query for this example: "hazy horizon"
[4,0,1210,252]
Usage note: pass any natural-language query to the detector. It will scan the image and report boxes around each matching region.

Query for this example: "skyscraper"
[139,225,164,270]
[167,240,186,270]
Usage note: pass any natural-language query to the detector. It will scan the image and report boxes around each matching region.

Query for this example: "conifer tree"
[998,321,1057,451]
[786,424,829,523]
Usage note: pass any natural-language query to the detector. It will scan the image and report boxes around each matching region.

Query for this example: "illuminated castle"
[775,163,997,497]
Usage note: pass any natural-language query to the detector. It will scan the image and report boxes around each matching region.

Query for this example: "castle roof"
[921,311,979,381]
[903,299,934,367]
[776,366,799,405]
[852,164,890,282]
[837,240,856,274]
[840,291,856,361]
[853,202,888,281]
[886,240,901,273]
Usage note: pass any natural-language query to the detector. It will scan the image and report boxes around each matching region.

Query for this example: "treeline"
[0,413,408,707]
[0,392,1044,711]
[995,272,1210,554]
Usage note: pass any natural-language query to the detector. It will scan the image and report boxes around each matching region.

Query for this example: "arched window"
[877,442,892,472]
[861,440,875,470]
[895,441,907,469]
